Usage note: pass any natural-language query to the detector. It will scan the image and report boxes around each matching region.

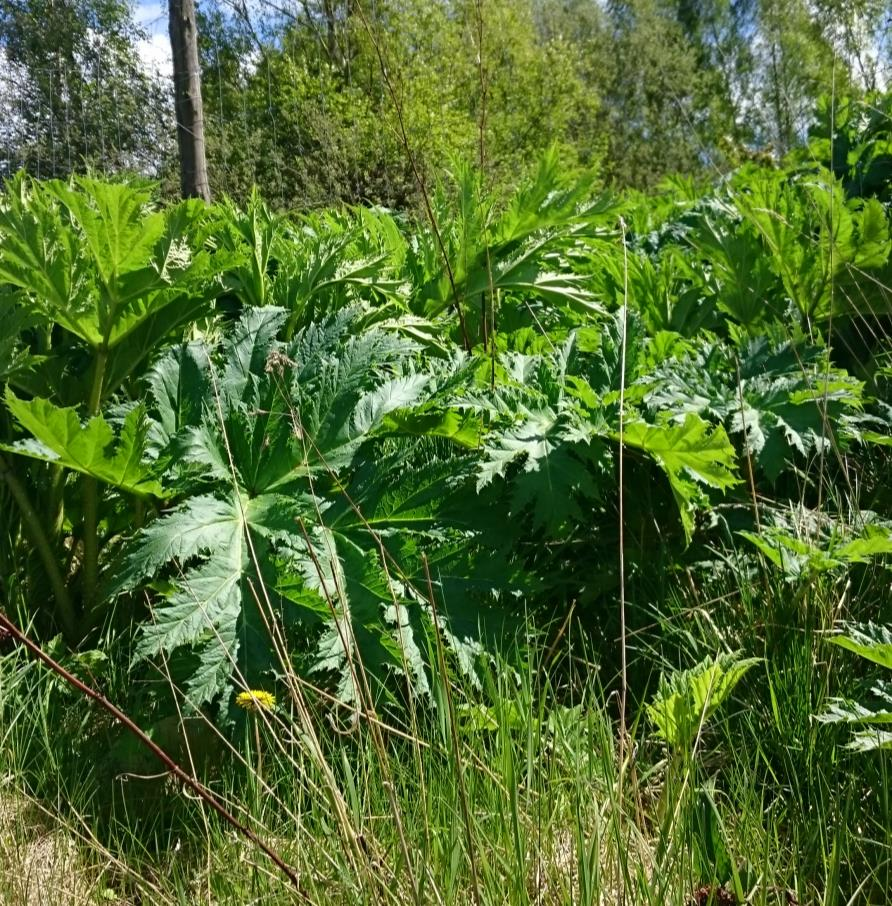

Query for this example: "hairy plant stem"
[0,453,76,641]
[86,345,108,419]
[81,345,107,610]
[48,464,66,543]
[81,477,100,608]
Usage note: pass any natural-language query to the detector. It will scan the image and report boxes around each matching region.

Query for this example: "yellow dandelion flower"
[235,689,277,712]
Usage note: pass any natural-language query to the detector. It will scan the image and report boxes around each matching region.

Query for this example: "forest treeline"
[1,0,889,206]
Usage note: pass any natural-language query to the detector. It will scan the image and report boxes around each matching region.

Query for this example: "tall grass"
[2,543,889,905]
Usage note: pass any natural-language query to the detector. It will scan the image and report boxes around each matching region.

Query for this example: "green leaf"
[350,374,432,438]
[835,526,892,563]
[738,529,839,579]
[307,536,419,704]
[828,622,892,671]
[737,170,891,323]
[145,341,210,453]
[135,556,243,662]
[415,150,614,325]
[647,653,760,750]
[0,176,89,341]
[382,408,482,448]
[4,389,162,497]
[45,180,166,288]
[817,681,892,726]
[0,299,40,382]
[821,623,892,754]
[847,729,892,752]
[851,197,891,269]
[621,414,740,541]
[111,494,247,594]
[0,177,212,363]
[220,306,287,404]
[648,338,865,482]
[741,523,892,583]
[114,306,479,704]
[120,488,308,706]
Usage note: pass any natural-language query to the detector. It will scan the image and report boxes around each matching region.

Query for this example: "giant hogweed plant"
[589,162,892,344]
[107,306,514,707]
[212,190,409,335]
[644,335,870,483]
[0,160,630,698]
[405,150,616,337]
[0,176,216,640]
[804,93,892,202]
[734,168,892,328]
[104,304,745,710]
[216,150,620,351]
[1,159,888,718]
[819,622,892,751]
[428,311,744,620]
[463,313,741,543]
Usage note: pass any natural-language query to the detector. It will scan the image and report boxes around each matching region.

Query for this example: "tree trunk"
[168,0,210,201]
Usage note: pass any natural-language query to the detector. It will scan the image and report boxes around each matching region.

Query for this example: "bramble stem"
[0,610,306,898]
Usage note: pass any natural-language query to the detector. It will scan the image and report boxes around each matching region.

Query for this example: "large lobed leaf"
[0,175,213,359]
[117,487,310,706]
[115,306,484,706]
[621,414,740,542]
[828,622,892,671]
[3,389,163,497]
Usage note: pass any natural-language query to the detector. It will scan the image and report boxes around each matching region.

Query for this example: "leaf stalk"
[0,453,76,641]
[81,345,108,610]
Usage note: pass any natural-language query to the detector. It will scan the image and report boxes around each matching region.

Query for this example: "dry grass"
[0,785,124,906]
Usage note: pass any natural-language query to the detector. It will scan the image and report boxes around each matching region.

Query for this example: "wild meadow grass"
[1,553,890,905]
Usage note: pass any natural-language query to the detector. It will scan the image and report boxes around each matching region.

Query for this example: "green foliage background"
[4,0,891,205]
[1,110,891,712]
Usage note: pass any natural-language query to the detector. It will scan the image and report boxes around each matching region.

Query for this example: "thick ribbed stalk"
[0,453,76,641]
[81,347,107,610]
[47,464,66,547]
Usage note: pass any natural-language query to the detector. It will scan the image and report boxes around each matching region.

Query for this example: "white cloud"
[134,1,172,76]
[136,34,172,76]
